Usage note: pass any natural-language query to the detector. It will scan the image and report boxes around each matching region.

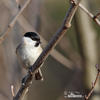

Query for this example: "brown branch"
[0,0,32,44]
[19,15,74,69]
[2,0,74,69]
[2,0,74,70]
[18,15,74,69]
[79,3,100,26]
[13,0,82,100]
[93,13,100,21]
[85,64,100,100]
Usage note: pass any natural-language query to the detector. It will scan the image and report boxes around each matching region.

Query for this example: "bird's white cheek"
[16,40,43,69]
[22,37,36,46]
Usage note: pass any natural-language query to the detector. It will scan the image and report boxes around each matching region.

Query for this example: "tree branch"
[13,0,82,100]
[19,15,74,69]
[79,3,100,26]
[2,0,74,69]
[0,0,32,44]
[18,15,74,69]
[85,64,100,100]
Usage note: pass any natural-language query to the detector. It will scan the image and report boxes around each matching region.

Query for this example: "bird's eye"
[34,40,41,47]
[35,42,39,47]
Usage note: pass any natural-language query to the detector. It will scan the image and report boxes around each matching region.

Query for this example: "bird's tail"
[34,68,43,81]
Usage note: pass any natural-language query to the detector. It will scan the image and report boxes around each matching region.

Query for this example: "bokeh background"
[0,0,100,100]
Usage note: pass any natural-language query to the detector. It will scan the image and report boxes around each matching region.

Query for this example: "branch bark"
[0,0,32,44]
[2,0,74,69]
[18,15,74,69]
[74,1,100,100]
[13,0,82,100]
[79,3,100,26]
[85,65,100,100]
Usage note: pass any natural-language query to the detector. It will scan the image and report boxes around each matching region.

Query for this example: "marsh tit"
[16,32,43,80]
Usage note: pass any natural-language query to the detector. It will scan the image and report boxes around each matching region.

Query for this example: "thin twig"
[93,13,100,20]
[13,0,81,100]
[85,64,100,100]
[11,85,15,97]
[79,3,100,26]
[18,16,74,69]
[0,0,32,44]
[2,0,74,69]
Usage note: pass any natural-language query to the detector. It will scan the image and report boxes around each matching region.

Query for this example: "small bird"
[16,32,43,80]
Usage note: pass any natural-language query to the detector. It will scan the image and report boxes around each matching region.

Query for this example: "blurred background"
[0,0,100,100]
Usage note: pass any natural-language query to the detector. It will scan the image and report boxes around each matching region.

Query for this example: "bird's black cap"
[24,32,40,41]
[24,32,41,47]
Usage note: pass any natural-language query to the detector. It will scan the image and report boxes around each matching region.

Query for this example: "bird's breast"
[16,44,42,68]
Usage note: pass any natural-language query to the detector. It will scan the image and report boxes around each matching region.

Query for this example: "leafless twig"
[93,13,100,21]
[11,85,15,97]
[13,0,82,100]
[79,3,100,26]
[85,64,100,100]
[0,0,32,44]
[18,15,74,69]
[2,0,74,69]
[19,16,74,69]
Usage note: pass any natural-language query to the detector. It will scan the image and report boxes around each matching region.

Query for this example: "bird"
[16,32,43,80]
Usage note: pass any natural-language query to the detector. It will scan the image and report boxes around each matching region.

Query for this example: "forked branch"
[0,0,32,44]
[13,0,82,100]
[79,3,100,26]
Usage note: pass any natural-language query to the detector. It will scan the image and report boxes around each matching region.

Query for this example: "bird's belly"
[17,46,42,69]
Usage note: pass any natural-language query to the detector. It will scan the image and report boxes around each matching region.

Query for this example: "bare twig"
[18,16,74,69]
[85,64,100,100]
[13,0,81,100]
[79,3,100,26]
[2,0,74,69]
[11,85,15,97]
[0,0,32,44]
[93,13,100,21]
